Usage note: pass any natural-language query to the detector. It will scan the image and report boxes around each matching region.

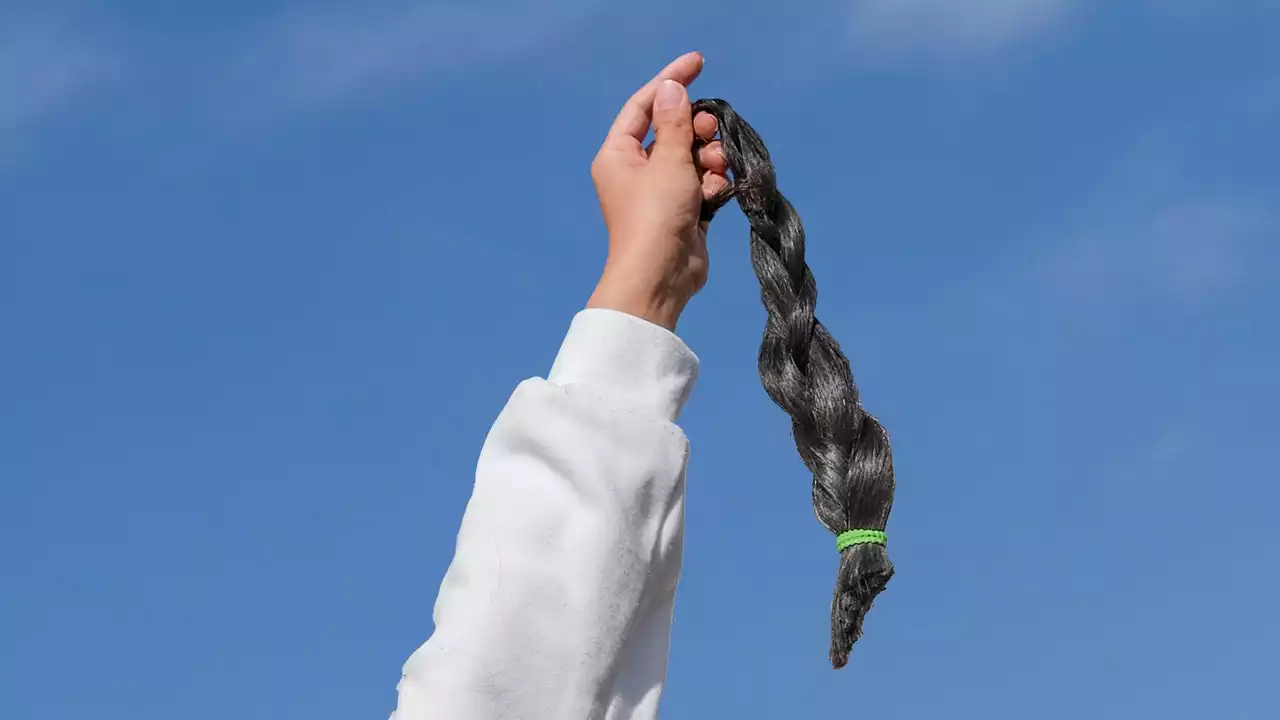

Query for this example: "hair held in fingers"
[692,98,897,669]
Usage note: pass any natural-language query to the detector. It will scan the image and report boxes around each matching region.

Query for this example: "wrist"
[586,274,688,331]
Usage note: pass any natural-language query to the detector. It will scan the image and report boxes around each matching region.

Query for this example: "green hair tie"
[836,529,887,552]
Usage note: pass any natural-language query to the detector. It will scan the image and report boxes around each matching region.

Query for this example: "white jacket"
[392,309,699,719]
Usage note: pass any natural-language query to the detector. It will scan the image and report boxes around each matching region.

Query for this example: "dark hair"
[693,98,896,669]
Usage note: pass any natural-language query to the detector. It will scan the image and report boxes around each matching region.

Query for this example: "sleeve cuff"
[548,309,700,422]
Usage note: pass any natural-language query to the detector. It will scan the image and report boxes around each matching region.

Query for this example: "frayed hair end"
[829,542,894,669]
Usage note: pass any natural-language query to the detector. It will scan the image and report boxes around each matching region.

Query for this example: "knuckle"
[664,113,692,130]
[590,153,614,180]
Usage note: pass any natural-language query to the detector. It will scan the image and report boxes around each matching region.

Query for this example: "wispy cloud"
[1043,199,1273,308]
[216,0,603,122]
[0,11,121,158]
[1110,424,1198,505]
[848,0,1079,60]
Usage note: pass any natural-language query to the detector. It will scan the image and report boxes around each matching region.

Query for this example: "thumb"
[650,79,694,167]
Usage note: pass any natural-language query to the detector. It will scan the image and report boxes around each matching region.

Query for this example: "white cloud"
[0,12,120,157]
[848,0,1078,59]
[1044,199,1273,307]
[1144,202,1262,301]
[216,0,603,122]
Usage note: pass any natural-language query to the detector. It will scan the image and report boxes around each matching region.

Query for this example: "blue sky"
[2,1,1278,717]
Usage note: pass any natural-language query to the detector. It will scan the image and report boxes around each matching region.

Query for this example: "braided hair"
[693,98,896,669]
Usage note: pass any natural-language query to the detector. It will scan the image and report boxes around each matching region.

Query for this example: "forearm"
[393,309,698,720]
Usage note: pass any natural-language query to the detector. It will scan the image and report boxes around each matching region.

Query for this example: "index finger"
[604,52,704,148]
[694,112,718,142]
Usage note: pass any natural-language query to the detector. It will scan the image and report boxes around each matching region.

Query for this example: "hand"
[587,52,730,331]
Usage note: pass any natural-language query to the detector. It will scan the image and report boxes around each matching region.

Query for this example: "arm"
[393,309,697,719]
[392,52,729,719]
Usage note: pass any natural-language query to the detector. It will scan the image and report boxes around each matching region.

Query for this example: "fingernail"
[655,80,684,111]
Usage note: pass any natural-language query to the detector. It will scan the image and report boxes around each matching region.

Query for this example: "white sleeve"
[391,308,699,720]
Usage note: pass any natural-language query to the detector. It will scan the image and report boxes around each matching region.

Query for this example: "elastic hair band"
[836,530,888,552]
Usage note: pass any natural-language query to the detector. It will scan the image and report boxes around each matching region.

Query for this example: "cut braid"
[693,98,896,669]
